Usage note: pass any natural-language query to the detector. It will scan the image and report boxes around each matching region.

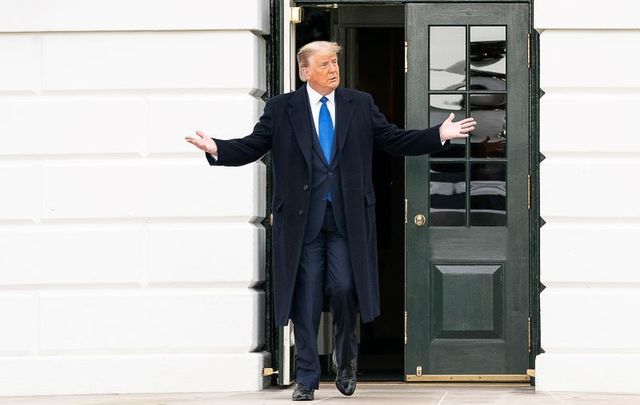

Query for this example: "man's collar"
[306,83,335,105]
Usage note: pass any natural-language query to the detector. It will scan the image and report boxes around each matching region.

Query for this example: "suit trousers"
[291,202,359,390]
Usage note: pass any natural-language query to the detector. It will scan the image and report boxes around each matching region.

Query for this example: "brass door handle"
[414,214,426,227]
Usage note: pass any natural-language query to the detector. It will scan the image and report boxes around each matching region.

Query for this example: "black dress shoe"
[335,364,356,396]
[292,383,314,401]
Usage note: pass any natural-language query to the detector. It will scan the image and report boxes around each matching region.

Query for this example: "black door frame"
[265,0,541,384]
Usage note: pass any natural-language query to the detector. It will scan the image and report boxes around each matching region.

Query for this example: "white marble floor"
[1,383,639,405]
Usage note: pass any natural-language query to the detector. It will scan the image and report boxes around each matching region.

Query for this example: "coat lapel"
[287,87,312,169]
[334,87,354,162]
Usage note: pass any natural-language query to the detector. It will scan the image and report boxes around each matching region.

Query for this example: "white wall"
[535,0,640,394]
[0,0,269,396]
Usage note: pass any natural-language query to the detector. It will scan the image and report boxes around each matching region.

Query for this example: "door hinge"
[290,7,303,24]
[404,198,408,224]
[527,174,531,210]
[528,316,532,353]
[263,367,278,376]
[416,366,423,377]
[404,310,408,344]
[404,41,408,73]
[527,33,531,69]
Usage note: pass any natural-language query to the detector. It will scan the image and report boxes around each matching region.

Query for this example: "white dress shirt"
[306,83,335,136]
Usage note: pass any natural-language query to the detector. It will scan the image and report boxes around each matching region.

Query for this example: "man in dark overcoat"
[186,41,475,401]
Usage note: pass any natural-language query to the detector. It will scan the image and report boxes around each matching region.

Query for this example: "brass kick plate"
[406,374,530,382]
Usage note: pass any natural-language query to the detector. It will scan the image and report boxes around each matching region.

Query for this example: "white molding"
[0,353,268,396]
[0,0,269,34]
[540,30,640,89]
[536,353,640,393]
[535,0,640,29]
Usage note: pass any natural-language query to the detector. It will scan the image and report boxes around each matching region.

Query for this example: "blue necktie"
[318,96,334,201]
[318,96,334,162]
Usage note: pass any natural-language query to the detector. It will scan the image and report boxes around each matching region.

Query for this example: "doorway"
[295,5,406,381]
[353,26,406,381]
[280,1,536,384]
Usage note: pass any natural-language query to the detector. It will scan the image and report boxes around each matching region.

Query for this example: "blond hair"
[297,41,342,81]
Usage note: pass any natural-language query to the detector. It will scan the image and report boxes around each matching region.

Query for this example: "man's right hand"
[439,113,476,143]
[185,130,218,156]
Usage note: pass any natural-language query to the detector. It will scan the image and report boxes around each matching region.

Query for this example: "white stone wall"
[0,0,269,396]
[535,0,640,394]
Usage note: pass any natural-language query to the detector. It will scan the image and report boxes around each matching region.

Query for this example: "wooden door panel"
[432,264,504,339]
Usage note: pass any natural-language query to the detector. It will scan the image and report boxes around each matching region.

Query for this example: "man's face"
[304,51,340,95]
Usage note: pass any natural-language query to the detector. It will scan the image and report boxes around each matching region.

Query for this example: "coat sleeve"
[369,94,450,156]
[205,99,275,166]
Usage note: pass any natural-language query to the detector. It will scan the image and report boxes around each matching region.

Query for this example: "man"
[186,41,475,401]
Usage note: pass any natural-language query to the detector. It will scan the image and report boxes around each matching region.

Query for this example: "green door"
[405,2,530,381]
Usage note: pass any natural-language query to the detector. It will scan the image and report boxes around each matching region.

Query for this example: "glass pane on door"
[470,26,506,91]
[470,162,506,226]
[429,26,466,91]
[469,93,506,158]
[430,94,466,158]
[430,162,466,226]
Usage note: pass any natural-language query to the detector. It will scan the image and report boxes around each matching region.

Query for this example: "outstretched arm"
[185,100,275,166]
[371,94,475,155]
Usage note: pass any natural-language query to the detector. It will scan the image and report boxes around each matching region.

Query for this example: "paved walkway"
[1,383,640,404]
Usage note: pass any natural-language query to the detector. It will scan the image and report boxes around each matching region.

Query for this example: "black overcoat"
[207,86,447,327]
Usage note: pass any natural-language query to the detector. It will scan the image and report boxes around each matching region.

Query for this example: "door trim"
[270,0,541,383]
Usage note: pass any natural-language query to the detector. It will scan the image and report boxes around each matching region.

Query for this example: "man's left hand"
[439,113,477,142]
